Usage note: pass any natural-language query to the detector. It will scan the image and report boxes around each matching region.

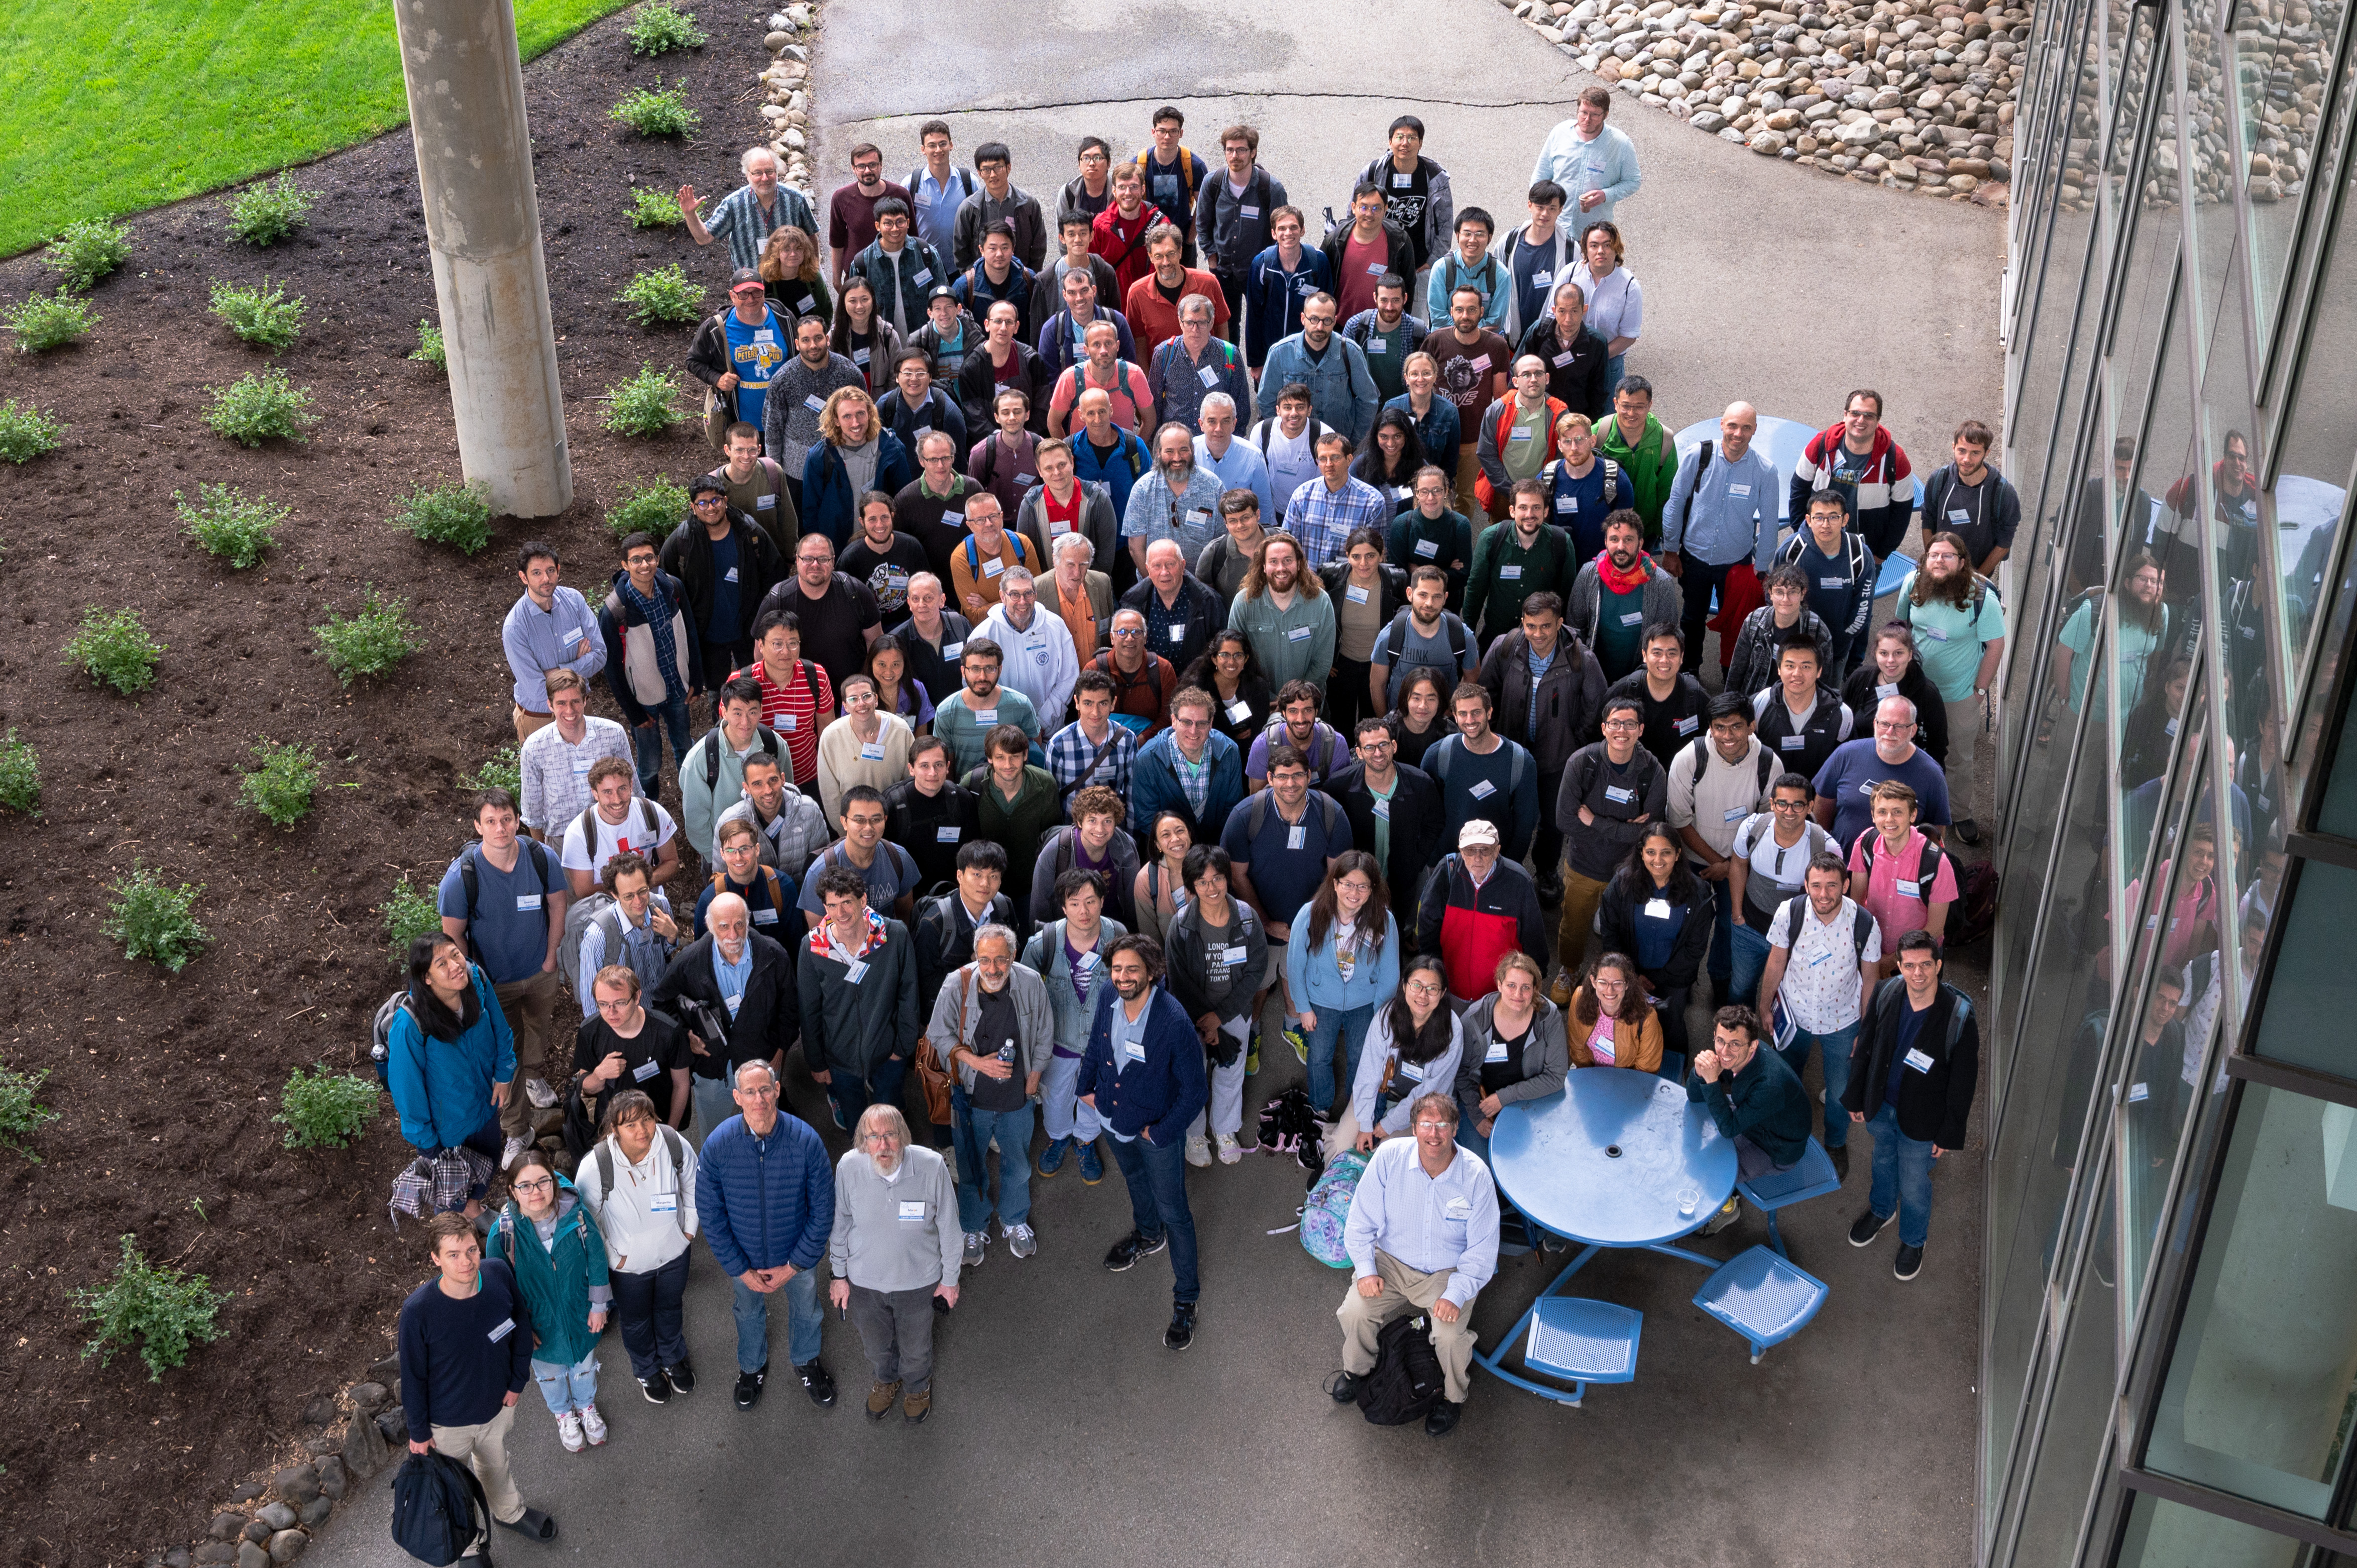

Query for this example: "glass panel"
[2146,1081,2357,1520]
[2233,0,2349,346]
[2316,670,2357,835]
[2005,1156,2121,1565]
[2113,1489,2314,1567]
[2022,17,2112,527]
[2250,858,2357,1076]
[2185,2,2241,356]
[2117,671,2209,987]
[2271,144,2357,719]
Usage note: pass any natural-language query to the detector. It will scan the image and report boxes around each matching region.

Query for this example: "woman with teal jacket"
[486,1152,615,1453]
[1284,850,1403,1121]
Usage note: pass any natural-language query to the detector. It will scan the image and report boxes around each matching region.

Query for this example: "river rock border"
[760,5,819,199]
[1494,0,2022,204]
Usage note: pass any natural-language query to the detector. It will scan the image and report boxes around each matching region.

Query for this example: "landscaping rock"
[268,1532,308,1565]
[272,1466,320,1506]
[317,1457,348,1501]
[365,1355,400,1386]
[241,1521,271,1544]
[297,1496,333,1528]
[192,1548,234,1567]
[166,1550,195,1568]
[208,1515,245,1543]
[237,1546,268,1568]
[229,1483,267,1504]
[375,1411,406,1443]
[299,1396,336,1430]
[341,1411,391,1481]
[256,1504,297,1534]
[763,30,792,50]
[347,1382,390,1416]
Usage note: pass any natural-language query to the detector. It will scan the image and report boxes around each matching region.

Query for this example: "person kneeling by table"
[1329,1091,1500,1438]
[1684,1004,1811,1235]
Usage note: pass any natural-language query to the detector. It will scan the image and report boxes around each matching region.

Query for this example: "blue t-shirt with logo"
[725,308,787,428]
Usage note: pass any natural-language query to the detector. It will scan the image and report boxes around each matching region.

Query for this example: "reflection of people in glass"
[2117,654,2192,794]
[2052,550,2168,720]
[2156,429,2260,601]
[2066,437,2143,595]
[2118,822,2220,976]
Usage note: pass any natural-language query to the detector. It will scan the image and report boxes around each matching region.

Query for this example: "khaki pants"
[511,704,555,744]
[1338,1248,1480,1404]
[1454,441,1485,522]
[429,1400,524,1530]
[493,969,561,1141]
[1556,863,1611,976]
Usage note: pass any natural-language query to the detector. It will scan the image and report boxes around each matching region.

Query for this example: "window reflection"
[2232,0,2349,347]
[2113,1489,2314,1567]
[2269,128,2357,707]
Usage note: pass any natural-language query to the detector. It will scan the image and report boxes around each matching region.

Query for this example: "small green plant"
[627,1,708,54]
[64,607,164,696]
[176,482,288,569]
[609,78,700,139]
[0,399,65,464]
[226,174,318,247]
[0,730,38,814]
[627,186,685,229]
[7,289,97,353]
[0,1060,59,1161]
[43,217,131,292]
[391,480,495,556]
[615,263,704,327]
[314,587,423,687]
[74,1235,228,1381]
[410,318,446,372]
[604,475,690,540]
[103,864,210,973]
[379,874,442,965]
[275,1063,381,1149]
[602,364,685,437]
[208,279,305,351]
[204,367,318,446]
[461,745,523,796]
[240,740,319,828]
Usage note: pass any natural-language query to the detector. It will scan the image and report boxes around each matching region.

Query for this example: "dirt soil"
[0,9,772,1561]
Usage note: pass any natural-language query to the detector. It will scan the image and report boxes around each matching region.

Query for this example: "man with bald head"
[1070,385,1157,525]
[647,886,800,1143]
[1119,536,1226,674]
[1660,401,1780,674]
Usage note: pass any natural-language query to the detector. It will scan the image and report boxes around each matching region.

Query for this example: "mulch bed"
[0,8,776,1560]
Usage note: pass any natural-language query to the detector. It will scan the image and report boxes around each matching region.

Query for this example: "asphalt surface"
[303,3,2001,1564]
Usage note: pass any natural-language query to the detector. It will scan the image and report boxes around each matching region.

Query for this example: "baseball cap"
[728,267,764,289]
[1458,821,1500,849]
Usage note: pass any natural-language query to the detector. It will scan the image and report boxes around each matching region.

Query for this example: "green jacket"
[1463,518,1573,639]
[485,1181,613,1369]
[1598,413,1678,543]
[965,763,1062,904]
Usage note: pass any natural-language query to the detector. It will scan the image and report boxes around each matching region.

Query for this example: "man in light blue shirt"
[1661,401,1781,676]
[1193,393,1275,519]
[1123,423,1229,574]
[906,120,976,274]
[503,543,607,741]
[1331,1093,1499,1435]
[1529,88,1643,239]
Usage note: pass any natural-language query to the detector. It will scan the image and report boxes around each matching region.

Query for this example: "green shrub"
[208,279,305,351]
[602,364,684,437]
[604,475,690,540]
[627,186,685,229]
[74,1235,228,1381]
[391,480,494,556]
[0,399,65,464]
[64,607,164,696]
[615,263,704,327]
[104,864,210,973]
[314,587,422,687]
[379,874,442,965]
[176,482,288,569]
[226,174,317,246]
[461,745,523,796]
[0,1060,59,1161]
[7,289,97,353]
[410,318,446,372]
[204,368,318,446]
[0,730,38,814]
[627,1,709,54]
[275,1064,380,1150]
[609,79,699,139]
[240,740,318,828]
[43,217,131,292]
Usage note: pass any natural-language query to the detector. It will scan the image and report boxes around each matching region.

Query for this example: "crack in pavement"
[827,89,1580,123]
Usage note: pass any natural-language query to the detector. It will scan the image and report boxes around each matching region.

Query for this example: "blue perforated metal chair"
[1519,1298,1642,1407]
[1692,1245,1829,1363]
[1735,1138,1842,1257]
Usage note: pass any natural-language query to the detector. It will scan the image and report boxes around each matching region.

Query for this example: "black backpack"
[1947,860,2001,946]
[700,723,784,788]
[1357,1311,1446,1426]
[1256,1084,1324,1178]
[1686,734,1777,799]
[1774,894,1873,965]
[389,1449,491,1567]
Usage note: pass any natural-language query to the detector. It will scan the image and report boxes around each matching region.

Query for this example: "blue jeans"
[1107,1131,1199,1304]
[1864,1100,1936,1247]
[1302,1002,1376,1118]
[1604,354,1626,403]
[609,1251,690,1381]
[825,1053,909,1132]
[1729,923,1771,1011]
[729,1264,823,1373]
[1777,1022,1859,1148]
[631,692,693,797]
[529,1352,599,1414]
[951,1094,1035,1232]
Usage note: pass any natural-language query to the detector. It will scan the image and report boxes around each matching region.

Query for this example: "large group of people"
[394,97,2008,1527]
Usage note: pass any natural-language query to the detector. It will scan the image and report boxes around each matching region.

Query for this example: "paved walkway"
[303,7,1997,1566]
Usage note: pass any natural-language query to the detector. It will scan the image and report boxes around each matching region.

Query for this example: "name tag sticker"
[1820,575,1844,588]
[1345,585,1370,604]
[1723,806,1747,823]
[780,713,798,732]
[1368,337,1388,353]
[1620,610,1643,625]
[573,757,593,774]
[1500,565,1522,580]
[1875,682,1899,699]
[1534,270,1554,289]
[1556,496,1576,513]
[1643,898,1671,920]
[632,1059,660,1082]
[1220,944,1250,965]
[753,907,779,925]
[804,394,827,412]
[1470,779,1496,799]
[1947,508,1970,526]
[1603,785,1634,804]
[936,826,962,842]
[844,959,869,984]
[1198,365,1221,388]
[1673,715,1699,735]
[860,741,887,760]
[942,641,965,659]
[724,566,740,583]
[516,893,543,912]
[649,1193,678,1213]
[1366,262,1385,276]
[2127,1082,2151,1103]
[757,493,776,508]
[1241,204,1261,218]
[975,708,998,724]
[1186,508,1212,528]
[913,269,934,286]
[1903,1047,1935,1074]
[1124,1039,1148,1064]
[1226,699,1252,724]
[941,510,964,526]
[489,1318,515,1342]
[1918,625,1948,642]
[1287,625,1312,641]
[1372,798,1391,820]
[1895,878,1920,899]
[853,348,871,366]
[1287,825,1306,850]
[1780,734,1805,750]
[1397,1059,1424,1081]
[1414,538,1439,557]
[1728,483,1751,498]
[981,557,1004,578]
[899,1199,927,1220]
[1393,172,1412,188]
[1552,350,1574,367]
[1170,623,1187,642]
[1485,1040,1510,1063]
[1468,354,1492,373]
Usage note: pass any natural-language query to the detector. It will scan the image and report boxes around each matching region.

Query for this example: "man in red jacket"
[1125,227,1229,359]
[1786,389,1915,559]
[1092,163,1161,302]
[1411,820,1549,1005]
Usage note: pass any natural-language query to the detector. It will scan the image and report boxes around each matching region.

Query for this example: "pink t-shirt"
[1847,828,1960,950]
[1587,1017,1617,1066]
[2120,862,2218,972]
[1338,234,1388,319]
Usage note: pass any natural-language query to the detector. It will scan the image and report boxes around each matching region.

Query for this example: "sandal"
[498,1507,558,1542]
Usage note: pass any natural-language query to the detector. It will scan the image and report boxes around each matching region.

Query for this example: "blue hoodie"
[385,963,515,1153]
[1284,906,1403,1014]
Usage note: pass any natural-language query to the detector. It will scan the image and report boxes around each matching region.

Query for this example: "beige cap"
[1458,820,1500,848]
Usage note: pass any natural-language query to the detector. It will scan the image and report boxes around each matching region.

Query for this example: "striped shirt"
[729,659,834,787]
[705,183,819,275]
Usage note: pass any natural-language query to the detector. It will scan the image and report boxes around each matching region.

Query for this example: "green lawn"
[0,0,638,258]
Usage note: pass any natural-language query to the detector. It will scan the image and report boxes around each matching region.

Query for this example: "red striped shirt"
[731,658,835,786]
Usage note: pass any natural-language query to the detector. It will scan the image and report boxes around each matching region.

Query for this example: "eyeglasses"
[513,1177,556,1193]
[1602,719,1640,731]
[692,496,726,508]
[736,1084,780,1101]
[1873,719,1912,732]
[1110,625,1143,637]
[1404,979,1444,996]
[1770,798,1808,812]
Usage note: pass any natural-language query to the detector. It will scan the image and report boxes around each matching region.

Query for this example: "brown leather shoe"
[903,1386,932,1424]
[1548,970,1576,1010]
[865,1380,901,1421]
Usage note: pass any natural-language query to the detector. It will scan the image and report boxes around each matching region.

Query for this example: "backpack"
[571,800,661,866]
[1245,786,1343,844]
[1893,572,1993,625]
[1426,734,1528,804]
[1436,249,1502,306]
[556,894,627,1003]
[1257,1084,1323,1174]
[1674,440,1715,544]
[962,531,1036,580]
[710,864,786,931]
[700,724,783,789]
[1357,1309,1447,1426]
[1300,1149,1367,1267]
[591,1125,692,1234]
[1857,829,1953,903]
[1774,895,1873,967]
[1377,607,1471,696]
[389,1449,492,1567]
[369,990,412,1087]
[1779,523,1871,591]
[1946,861,2001,947]
[907,165,976,204]
[1686,734,1777,800]
[453,840,560,964]
[1134,145,1201,220]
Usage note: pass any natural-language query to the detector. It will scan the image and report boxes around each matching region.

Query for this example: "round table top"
[1488,1069,1739,1248]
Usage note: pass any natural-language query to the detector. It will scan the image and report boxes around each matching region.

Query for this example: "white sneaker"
[1005,1223,1037,1259]
[524,1076,559,1110]
[1214,1133,1243,1166]
[1185,1136,1213,1168]
[578,1403,608,1446]
[500,1134,531,1171]
[556,1411,585,1452]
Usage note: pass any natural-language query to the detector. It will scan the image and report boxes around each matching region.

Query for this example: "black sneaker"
[1103,1230,1167,1272]
[1954,818,1982,846]
[664,1359,696,1395]
[638,1371,672,1405]
[1829,1145,1850,1182]
[1326,1370,1366,1404]
[1164,1301,1198,1351]
[1849,1208,1895,1247]
[1894,1242,1925,1281]
[1423,1398,1463,1437]
[734,1367,766,1409]
[797,1359,837,1407]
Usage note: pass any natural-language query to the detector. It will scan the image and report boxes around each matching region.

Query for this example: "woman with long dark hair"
[1841,621,1950,764]
[1181,630,1274,752]
[829,274,906,394]
[383,932,517,1217]
[1565,951,1664,1072]
[1348,955,1464,1153]
[1130,810,1197,951]
[1351,406,1429,511]
[1593,822,1714,1061]
[1284,851,1401,1122]
[863,632,935,731]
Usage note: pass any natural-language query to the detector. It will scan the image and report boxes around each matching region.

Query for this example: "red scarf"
[1596,550,1651,597]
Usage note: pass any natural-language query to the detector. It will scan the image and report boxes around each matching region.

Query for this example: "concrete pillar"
[393,0,572,518]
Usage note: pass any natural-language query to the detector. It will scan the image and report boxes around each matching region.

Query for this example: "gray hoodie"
[1452,993,1570,1125]
[828,1145,962,1292]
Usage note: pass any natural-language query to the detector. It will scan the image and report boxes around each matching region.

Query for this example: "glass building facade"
[1986,0,2357,1559]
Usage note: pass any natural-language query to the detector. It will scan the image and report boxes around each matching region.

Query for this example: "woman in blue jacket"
[485,1152,616,1452]
[799,387,915,547]
[1284,851,1403,1119]
[385,933,517,1217]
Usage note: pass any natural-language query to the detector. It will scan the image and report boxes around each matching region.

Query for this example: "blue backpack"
[1300,1150,1369,1269]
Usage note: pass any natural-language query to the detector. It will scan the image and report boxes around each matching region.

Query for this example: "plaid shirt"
[387,1146,496,1228]
[1283,474,1390,569]
[1047,719,1138,797]
[705,183,819,275]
